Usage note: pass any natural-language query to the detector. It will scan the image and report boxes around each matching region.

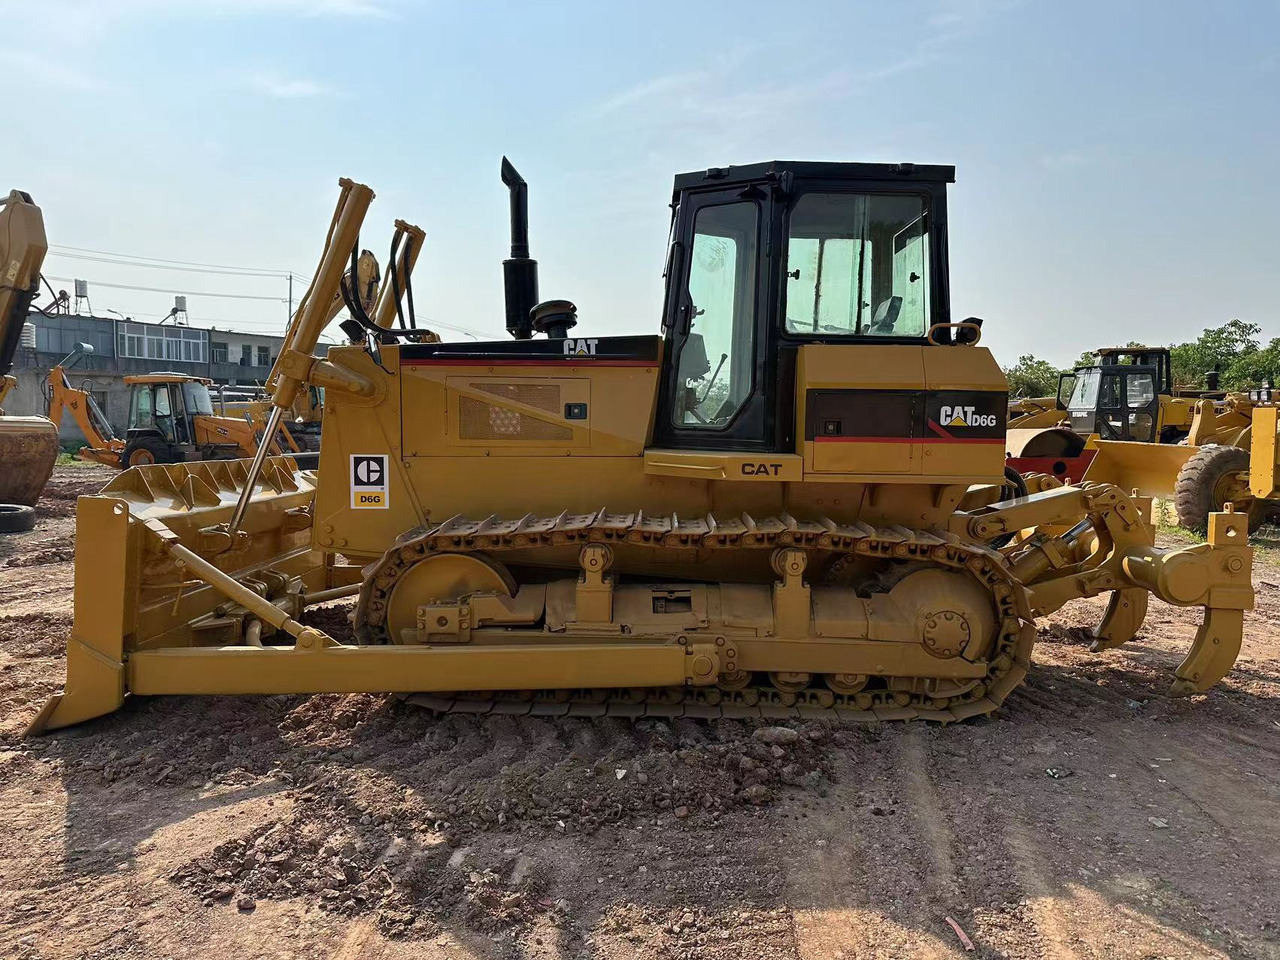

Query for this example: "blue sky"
[7,0,1278,365]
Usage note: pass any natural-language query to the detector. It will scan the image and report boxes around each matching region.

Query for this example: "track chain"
[353,509,1036,723]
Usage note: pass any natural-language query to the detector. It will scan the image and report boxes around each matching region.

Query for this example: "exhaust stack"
[501,157,538,340]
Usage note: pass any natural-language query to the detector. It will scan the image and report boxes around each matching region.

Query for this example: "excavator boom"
[0,189,59,507]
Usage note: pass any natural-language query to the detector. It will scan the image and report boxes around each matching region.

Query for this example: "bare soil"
[1,465,1278,959]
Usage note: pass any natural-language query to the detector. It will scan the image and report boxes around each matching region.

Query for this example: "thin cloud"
[1040,147,1105,170]
[247,71,333,99]
[0,50,101,92]
[0,0,394,47]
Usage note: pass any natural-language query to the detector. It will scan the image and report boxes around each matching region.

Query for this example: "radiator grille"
[471,381,562,413]
[458,393,572,441]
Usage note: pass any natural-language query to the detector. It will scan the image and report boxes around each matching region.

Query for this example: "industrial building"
[7,309,299,445]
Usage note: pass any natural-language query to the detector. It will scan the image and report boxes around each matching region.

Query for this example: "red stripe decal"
[401,358,657,367]
[814,436,1006,445]
[927,418,954,439]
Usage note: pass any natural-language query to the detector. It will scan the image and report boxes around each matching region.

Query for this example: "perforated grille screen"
[458,386,572,441]
[471,381,561,413]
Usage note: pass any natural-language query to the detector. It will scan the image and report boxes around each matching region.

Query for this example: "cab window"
[182,382,215,416]
[670,201,759,429]
[129,384,153,429]
[785,193,929,338]
[1126,373,1155,407]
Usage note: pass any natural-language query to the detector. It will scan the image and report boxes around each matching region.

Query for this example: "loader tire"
[122,436,174,468]
[1174,444,1262,533]
[0,503,36,534]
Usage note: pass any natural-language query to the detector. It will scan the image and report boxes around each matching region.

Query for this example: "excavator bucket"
[0,188,58,508]
[29,457,334,733]
[0,415,59,506]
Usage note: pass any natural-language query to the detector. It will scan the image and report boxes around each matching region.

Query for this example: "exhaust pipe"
[501,157,538,340]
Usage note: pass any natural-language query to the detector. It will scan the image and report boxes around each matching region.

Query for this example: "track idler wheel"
[824,673,869,695]
[716,670,752,691]
[383,552,516,644]
[769,671,812,693]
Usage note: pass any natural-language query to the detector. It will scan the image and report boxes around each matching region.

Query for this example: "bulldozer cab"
[1065,347,1168,442]
[654,161,953,452]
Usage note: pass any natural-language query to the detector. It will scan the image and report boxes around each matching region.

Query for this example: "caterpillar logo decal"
[351,454,389,509]
[805,388,1007,443]
[939,404,999,428]
[563,338,599,356]
[741,462,784,476]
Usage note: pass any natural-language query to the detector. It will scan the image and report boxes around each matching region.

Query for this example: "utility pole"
[287,274,293,326]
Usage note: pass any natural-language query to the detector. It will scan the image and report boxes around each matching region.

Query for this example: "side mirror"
[957,316,983,345]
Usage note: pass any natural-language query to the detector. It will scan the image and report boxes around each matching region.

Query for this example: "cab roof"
[1096,346,1168,356]
[123,372,212,385]
[671,160,956,194]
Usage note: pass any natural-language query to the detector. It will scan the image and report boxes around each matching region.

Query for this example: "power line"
[129,310,291,330]
[419,317,503,340]
[46,275,287,303]
[46,249,308,281]
[49,243,310,279]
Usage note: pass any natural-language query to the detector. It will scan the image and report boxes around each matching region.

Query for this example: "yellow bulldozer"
[31,160,1255,734]
[0,189,59,529]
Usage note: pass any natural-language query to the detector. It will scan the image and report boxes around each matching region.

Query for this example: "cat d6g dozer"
[31,162,1254,734]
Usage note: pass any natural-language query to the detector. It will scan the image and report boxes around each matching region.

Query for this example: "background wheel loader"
[1006,345,1274,531]
[31,161,1255,735]
[0,190,59,523]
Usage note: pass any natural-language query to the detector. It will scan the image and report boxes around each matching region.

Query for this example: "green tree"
[1003,354,1065,398]
[1168,319,1263,389]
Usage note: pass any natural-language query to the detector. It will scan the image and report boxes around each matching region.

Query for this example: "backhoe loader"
[45,355,286,467]
[31,161,1254,734]
[0,189,59,519]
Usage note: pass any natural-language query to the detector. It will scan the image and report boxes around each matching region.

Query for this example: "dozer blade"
[29,457,327,734]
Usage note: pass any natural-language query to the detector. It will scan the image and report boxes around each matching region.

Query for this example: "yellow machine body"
[310,340,1007,564]
[32,166,1256,734]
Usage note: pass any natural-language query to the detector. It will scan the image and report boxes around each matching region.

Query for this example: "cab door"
[653,186,774,450]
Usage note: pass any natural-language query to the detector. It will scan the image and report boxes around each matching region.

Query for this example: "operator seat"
[867,296,902,335]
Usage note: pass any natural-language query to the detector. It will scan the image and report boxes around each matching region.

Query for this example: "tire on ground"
[1173,444,1263,532]
[121,436,175,468]
[0,503,37,534]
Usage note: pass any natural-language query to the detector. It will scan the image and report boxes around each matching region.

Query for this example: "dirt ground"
[1,465,1278,960]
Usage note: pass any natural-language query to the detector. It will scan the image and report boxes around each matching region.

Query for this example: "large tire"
[121,436,175,468]
[0,503,37,534]
[1173,444,1263,533]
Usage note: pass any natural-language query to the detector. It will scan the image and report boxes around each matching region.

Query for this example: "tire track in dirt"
[782,728,964,960]
[1002,819,1083,960]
